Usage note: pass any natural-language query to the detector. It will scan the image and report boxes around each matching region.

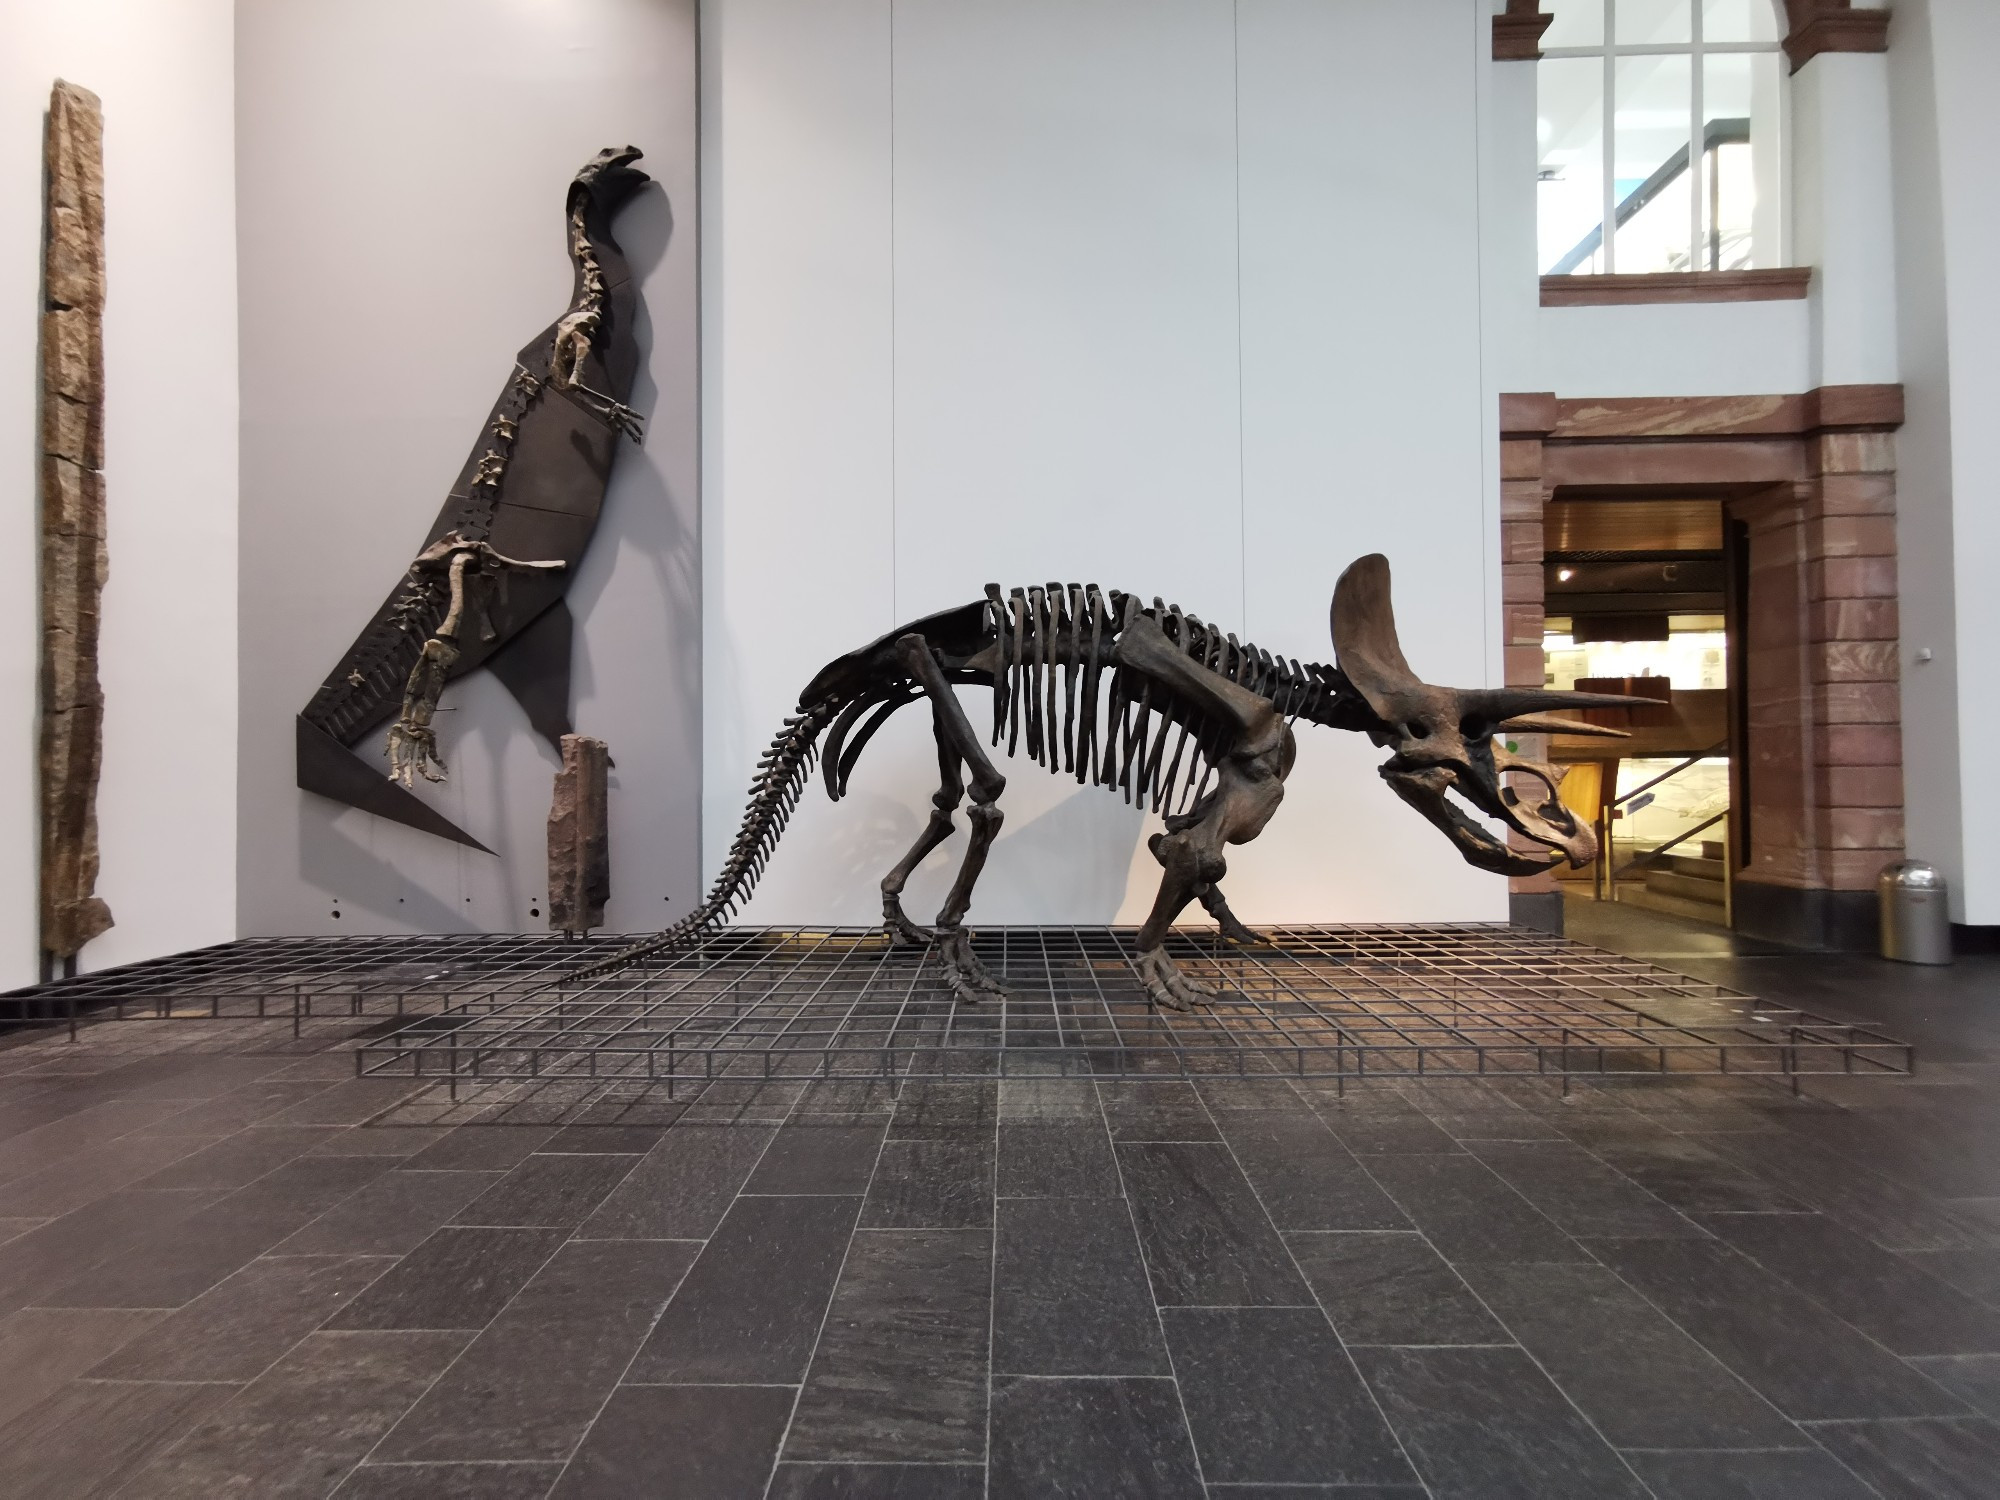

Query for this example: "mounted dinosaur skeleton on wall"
[296,147,651,850]
[578,555,1634,1009]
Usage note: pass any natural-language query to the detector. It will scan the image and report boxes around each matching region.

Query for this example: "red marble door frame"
[1499,385,1905,948]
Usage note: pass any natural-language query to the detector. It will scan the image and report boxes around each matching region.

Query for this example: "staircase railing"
[1549,117,1750,276]
[1592,740,1731,923]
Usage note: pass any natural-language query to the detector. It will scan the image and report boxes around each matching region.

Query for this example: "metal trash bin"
[1878,861,1952,965]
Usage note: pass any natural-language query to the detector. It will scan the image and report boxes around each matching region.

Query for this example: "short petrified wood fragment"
[39,80,112,959]
[548,734,610,934]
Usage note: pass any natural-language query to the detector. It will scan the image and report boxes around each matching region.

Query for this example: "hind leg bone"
[1135,817,1228,1010]
[880,732,962,945]
[1198,883,1263,946]
[895,634,1009,1003]
[1115,611,1289,1009]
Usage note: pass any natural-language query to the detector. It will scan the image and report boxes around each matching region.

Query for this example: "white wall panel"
[1539,299,1813,397]
[703,0,899,924]
[878,0,1243,927]
[1927,0,2000,921]
[708,0,1511,928]
[1887,0,1963,913]
[1482,51,1543,399]
[1232,0,1502,923]
[0,0,238,981]
[1793,55,1900,387]
[889,0,1243,618]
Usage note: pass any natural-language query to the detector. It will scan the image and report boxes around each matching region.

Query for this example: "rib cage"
[983,584,1342,819]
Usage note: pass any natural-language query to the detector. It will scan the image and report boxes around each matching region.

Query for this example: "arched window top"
[1538,0,1787,277]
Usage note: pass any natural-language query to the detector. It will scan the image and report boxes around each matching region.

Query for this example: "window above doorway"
[1538,0,1788,285]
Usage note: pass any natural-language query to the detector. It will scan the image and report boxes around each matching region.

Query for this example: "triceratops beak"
[1330,554,1640,873]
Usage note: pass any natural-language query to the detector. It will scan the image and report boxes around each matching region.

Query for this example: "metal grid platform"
[0,933,629,1030]
[338,925,1914,1087]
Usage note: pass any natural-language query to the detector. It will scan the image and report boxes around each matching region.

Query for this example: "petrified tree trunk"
[39,80,112,961]
[548,734,610,934]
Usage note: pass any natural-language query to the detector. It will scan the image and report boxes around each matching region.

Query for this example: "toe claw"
[937,927,1009,1005]
[1134,946,1223,1012]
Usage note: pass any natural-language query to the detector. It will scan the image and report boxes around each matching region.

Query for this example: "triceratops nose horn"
[1331,554,1424,720]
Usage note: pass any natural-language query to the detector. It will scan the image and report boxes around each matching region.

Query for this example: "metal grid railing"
[338,925,1913,1087]
[0,933,628,1032]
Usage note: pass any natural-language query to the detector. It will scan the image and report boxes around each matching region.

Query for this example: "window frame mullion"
[1602,0,1617,273]
[1690,0,1705,272]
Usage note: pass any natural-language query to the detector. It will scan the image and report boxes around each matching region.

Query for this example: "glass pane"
[1613,54,1693,272]
[1702,0,1782,45]
[1700,52,1783,269]
[1617,757,1729,858]
[1539,58,1608,275]
[1617,0,1691,45]
[1543,0,1606,49]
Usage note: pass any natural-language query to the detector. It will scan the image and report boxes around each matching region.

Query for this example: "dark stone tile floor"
[0,904,1997,1496]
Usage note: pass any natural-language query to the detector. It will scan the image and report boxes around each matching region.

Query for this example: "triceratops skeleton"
[580,555,1631,1008]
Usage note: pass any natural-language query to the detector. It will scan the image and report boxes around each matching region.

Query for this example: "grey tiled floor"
[0,910,1997,1497]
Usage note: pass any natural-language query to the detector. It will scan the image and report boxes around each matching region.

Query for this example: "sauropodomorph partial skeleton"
[576,556,1632,1010]
[298,147,652,850]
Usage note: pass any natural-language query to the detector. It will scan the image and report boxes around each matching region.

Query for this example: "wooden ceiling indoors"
[1544,497,1724,556]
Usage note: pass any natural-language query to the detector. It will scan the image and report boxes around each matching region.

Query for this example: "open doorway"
[1540,498,1739,926]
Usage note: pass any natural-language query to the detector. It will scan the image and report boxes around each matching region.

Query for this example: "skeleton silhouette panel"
[296,147,652,852]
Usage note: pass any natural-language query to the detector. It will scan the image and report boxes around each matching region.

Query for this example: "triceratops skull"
[1332,554,1635,876]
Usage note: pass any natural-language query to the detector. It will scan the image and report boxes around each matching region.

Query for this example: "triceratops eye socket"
[1404,721,1428,740]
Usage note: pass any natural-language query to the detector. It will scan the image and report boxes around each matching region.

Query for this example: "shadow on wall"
[416,177,678,850]
[566,181,704,933]
[978,787,1149,923]
[571,183,703,783]
[752,780,1149,930]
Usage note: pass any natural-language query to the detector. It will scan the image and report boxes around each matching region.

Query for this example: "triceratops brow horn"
[1330,553,1423,720]
[1331,553,1649,725]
